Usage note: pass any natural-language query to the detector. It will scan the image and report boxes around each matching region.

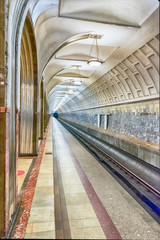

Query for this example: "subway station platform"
[12,118,160,239]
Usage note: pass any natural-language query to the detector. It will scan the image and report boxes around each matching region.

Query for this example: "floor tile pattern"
[12,123,51,239]
[12,118,160,240]
[25,124,55,239]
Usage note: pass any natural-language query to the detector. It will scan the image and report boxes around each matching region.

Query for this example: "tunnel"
[0,0,159,239]
[53,112,59,119]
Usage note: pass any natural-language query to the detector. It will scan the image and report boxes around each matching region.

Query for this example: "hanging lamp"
[72,65,82,85]
[68,79,74,93]
[87,35,103,67]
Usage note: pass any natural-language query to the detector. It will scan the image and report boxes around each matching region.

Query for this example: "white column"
[104,114,107,129]
[97,114,100,127]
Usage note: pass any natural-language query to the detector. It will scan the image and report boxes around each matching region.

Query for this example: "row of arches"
[0,5,49,236]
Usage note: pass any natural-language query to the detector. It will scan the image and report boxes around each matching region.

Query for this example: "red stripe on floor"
[62,133,122,240]
[12,121,50,239]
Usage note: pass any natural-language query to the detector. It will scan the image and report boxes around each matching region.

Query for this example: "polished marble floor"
[24,125,55,239]
[15,118,160,239]
[18,158,33,193]
[51,119,160,240]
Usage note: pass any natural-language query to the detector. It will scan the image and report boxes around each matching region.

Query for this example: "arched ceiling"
[29,0,159,113]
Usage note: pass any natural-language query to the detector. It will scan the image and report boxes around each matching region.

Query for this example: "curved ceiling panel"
[59,34,159,113]
[36,14,137,75]
[59,0,158,26]
[28,0,159,113]
[29,0,59,26]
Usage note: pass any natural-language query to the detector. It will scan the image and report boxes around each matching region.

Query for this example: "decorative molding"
[60,35,159,112]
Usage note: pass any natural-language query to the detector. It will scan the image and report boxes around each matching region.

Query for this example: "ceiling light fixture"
[87,35,103,67]
[67,79,74,94]
[72,80,82,85]
[68,89,74,93]
[73,65,83,85]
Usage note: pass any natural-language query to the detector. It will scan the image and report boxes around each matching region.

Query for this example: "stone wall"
[59,99,160,145]
[59,118,160,169]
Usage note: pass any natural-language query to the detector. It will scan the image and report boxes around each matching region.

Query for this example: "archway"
[19,15,38,156]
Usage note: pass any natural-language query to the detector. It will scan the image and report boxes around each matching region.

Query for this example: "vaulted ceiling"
[29,0,159,112]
